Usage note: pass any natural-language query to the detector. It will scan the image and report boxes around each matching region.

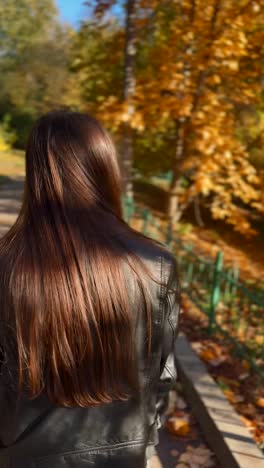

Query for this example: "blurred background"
[0,1,263,236]
[0,0,264,463]
[0,1,264,237]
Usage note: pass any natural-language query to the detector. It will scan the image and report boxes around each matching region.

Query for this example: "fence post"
[142,208,151,235]
[166,221,173,246]
[209,251,223,334]
[126,197,135,223]
[230,262,239,303]
[122,196,131,222]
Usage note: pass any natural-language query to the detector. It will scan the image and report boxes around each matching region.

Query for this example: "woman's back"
[0,111,179,467]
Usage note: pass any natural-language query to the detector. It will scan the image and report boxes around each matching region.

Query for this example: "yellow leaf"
[219,377,240,388]
[223,389,236,404]
[166,417,190,436]
[170,449,179,457]
[255,336,264,345]
[199,349,218,362]
[256,398,264,408]
[242,360,250,370]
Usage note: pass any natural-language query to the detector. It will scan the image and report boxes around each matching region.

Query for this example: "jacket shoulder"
[124,235,178,288]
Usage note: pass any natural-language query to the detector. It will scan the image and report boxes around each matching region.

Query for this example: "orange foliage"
[88,0,264,234]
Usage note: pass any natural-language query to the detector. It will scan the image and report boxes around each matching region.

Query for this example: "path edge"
[175,333,264,468]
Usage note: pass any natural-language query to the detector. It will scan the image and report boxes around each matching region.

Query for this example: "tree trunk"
[120,0,137,198]
[167,181,184,222]
[119,125,134,198]
[167,119,186,221]
[167,0,221,221]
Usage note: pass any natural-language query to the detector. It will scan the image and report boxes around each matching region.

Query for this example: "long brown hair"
[0,110,155,407]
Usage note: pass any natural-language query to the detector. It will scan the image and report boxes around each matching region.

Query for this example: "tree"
[69,19,124,114]
[73,0,264,234]
[131,0,264,234]
[86,0,140,197]
[0,0,73,146]
[119,0,137,197]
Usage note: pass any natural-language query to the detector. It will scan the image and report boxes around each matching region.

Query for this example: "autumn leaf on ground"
[217,377,240,388]
[241,416,254,429]
[199,348,217,362]
[199,343,227,367]
[182,303,264,450]
[223,389,244,404]
[170,449,179,457]
[255,336,264,346]
[238,372,250,381]
[208,356,227,367]
[256,398,264,409]
[191,342,203,354]
[166,416,191,437]
[238,403,257,418]
[177,445,215,467]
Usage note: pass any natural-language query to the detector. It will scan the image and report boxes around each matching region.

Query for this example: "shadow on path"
[0,177,24,236]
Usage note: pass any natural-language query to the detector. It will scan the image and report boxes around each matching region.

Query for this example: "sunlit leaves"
[73,0,264,234]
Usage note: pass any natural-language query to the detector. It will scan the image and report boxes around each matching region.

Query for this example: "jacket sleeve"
[145,255,180,459]
[156,254,180,415]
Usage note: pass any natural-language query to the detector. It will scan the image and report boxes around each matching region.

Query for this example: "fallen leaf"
[170,449,179,457]
[238,372,250,381]
[193,447,212,456]
[191,342,203,353]
[167,417,191,436]
[223,389,236,403]
[186,445,194,452]
[179,453,191,463]
[191,454,211,465]
[256,398,264,409]
[179,446,215,467]
[219,377,240,388]
[204,460,216,468]
[200,349,218,361]
[238,403,256,418]
[242,359,250,370]
[223,390,244,405]
[255,336,264,345]
[209,356,226,367]
[233,394,245,404]
[241,416,253,428]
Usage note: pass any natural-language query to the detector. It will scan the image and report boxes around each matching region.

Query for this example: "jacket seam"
[164,362,176,380]
[168,293,176,337]
[145,255,164,388]
[160,255,165,322]
[33,439,146,461]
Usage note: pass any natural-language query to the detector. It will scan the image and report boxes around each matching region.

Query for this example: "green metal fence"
[123,198,264,380]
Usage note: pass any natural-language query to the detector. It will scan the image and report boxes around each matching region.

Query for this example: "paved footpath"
[0,177,24,236]
[0,178,221,468]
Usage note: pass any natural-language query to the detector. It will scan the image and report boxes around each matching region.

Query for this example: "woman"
[0,111,180,468]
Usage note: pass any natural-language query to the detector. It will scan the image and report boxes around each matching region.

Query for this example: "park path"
[0,177,24,236]
[0,177,220,468]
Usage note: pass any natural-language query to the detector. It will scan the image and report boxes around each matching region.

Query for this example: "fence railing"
[123,198,264,380]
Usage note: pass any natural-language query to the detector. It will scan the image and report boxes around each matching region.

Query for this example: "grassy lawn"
[0,149,25,181]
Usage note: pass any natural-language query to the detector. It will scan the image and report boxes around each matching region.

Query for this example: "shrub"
[0,115,16,152]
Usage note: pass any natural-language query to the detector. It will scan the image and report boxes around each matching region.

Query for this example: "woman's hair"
[0,110,155,407]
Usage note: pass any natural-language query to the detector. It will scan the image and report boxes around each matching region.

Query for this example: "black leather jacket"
[0,239,179,468]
